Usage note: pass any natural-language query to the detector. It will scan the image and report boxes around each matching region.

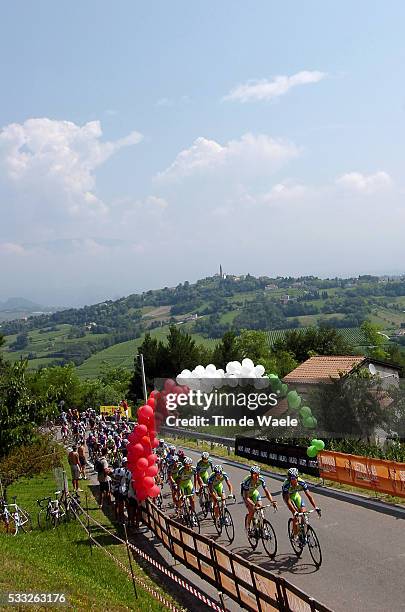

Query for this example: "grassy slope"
[0,468,171,611]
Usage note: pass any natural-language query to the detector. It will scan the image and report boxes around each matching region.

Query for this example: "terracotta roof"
[283,355,366,384]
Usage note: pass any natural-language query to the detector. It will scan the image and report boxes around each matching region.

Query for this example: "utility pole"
[138,353,148,402]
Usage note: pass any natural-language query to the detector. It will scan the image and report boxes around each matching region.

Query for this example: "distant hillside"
[0,297,45,311]
[0,273,404,376]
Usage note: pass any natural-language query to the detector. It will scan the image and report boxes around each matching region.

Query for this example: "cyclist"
[156,439,168,471]
[175,457,196,514]
[177,449,186,465]
[208,465,233,519]
[167,454,182,507]
[241,466,277,533]
[282,467,320,541]
[195,452,213,493]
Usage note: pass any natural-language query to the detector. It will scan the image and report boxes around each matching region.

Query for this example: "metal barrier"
[142,500,333,612]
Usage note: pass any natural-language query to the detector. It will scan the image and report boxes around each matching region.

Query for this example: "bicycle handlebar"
[294,508,321,517]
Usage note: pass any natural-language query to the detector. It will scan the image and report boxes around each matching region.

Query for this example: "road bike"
[37,492,66,529]
[178,492,200,533]
[0,496,33,535]
[246,504,278,558]
[211,494,236,544]
[288,508,322,568]
[197,483,211,518]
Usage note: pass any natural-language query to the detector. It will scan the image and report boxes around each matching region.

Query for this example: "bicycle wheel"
[156,493,163,509]
[307,525,322,568]
[188,510,200,533]
[37,509,48,531]
[261,519,277,559]
[223,508,235,544]
[288,519,303,557]
[51,512,60,529]
[19,510,33,533]
[0,514,17,535]
[247,519,259,550]
[213,511,223,535]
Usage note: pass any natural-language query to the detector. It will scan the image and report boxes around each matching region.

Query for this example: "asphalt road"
[158,448,405,612]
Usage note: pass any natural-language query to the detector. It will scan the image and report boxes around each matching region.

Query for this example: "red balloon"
[147,397,155,408]
[128,443,144,457]
[137,457,149,470]
[127,431,138,443]
[137,413,150,426]
[164,378,176,391]
[138,405,154,419]
[146,465,158,477]
[147,454,158,466]
[152,438,159,449]
[143,476,155,490]
[136,490,148,502]
[134,424,148,437]
[140,435,150,445]
[149,484,160,498]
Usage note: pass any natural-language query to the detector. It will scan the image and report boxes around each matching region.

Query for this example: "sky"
[1,1,405,306]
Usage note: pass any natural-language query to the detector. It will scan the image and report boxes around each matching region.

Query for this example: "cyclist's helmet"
[201,451,210,460]
[159,439,165,446]
[288,467,299,479]
[177,449,185,459]
[168,445,176,453]
[250,465,261,475]
[184,456,193,466]
[213,464,223,474]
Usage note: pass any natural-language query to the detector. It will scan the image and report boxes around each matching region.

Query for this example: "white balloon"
[254,365,265,377]
[242,358,255,371]
[195,365,205,376]
[240,366,252,377]
[206,363,217,373]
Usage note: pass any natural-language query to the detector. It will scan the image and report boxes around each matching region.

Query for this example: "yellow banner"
[99,405,132,419]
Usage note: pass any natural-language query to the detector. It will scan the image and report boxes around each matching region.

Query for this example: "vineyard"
[266,327,370,348]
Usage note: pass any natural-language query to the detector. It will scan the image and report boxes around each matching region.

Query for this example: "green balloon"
[313,439,325,451]
[287,390,302,410]
[299,406,312,418]
[280,383,288,397]
[303,416,317,429]
[307,445,318,458]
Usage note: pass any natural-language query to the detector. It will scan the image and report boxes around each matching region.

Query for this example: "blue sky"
[1,2,404,305]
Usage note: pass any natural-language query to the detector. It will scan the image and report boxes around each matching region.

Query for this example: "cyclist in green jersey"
[208,465,234,519]
[241,466,277,532]
[168,454,182,507]
[175,457,197,513]
[282,467,320,539]
[195,452,213,493]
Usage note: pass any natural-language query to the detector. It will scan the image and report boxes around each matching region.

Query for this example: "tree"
[361,321,389,361]
[212,331,242,368]
[235,330,270,363]
[273,327,353,363]
[128,333,160,403]
[310,370,389,441]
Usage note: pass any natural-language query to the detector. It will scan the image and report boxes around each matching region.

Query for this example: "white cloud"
[157,133,300,182]
[0,241,27,255]
[336,171,392,194]
[145,195,168,209]
[0,118,143,236]
[223,70,327,103]
[262,182,309,203]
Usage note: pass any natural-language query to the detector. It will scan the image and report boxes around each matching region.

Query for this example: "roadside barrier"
[141,500,332,612]
[70,498,222,611]
[318,451,405,498]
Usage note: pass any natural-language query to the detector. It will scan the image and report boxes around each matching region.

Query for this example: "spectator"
[111,457,131,523]
[127,476,140,529]
[96,447,112,509]
[68,445,81,492]
[77,440,87,480]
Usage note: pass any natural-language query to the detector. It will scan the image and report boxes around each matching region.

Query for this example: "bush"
[0,434,64,489]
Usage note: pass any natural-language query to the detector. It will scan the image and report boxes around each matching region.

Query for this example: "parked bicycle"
[178,493,200,532]
[0,496,32,536]
[288,508,322,567]
[246,504,278,558]
[37,491,66,529]
[212,494,236,544]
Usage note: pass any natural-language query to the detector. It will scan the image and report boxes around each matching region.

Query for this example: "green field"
[266,327,370,348]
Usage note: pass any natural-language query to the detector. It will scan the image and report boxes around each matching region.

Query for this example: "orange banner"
[318,451,405,498]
